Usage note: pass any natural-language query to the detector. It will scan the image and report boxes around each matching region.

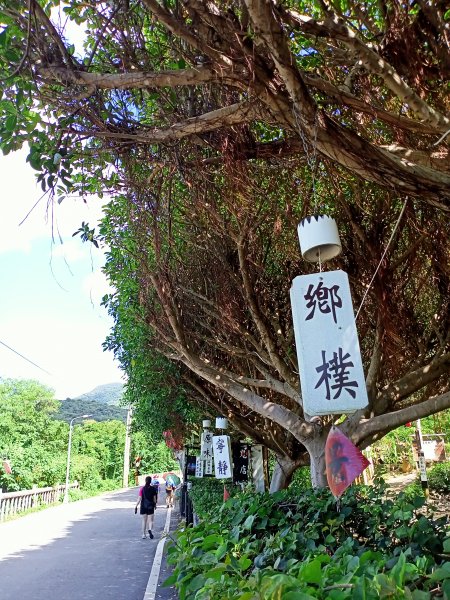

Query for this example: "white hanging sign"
[212,435,232,479]
[290,270,368,415]
[195,456,204,478]
[204,457,213,475]
[201,431,213,461]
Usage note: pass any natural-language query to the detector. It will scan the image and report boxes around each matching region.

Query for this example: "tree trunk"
[269,455,299,492]
[307,434,328,489]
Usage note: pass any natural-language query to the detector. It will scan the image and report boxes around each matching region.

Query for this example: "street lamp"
[63,414,92,503]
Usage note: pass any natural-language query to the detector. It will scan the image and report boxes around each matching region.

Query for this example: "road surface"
[0,487,178,600]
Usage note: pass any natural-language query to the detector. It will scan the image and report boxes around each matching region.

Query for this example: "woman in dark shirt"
[135,476,157,539]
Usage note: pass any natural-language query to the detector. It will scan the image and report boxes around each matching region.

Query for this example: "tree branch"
[284,9,450,132]
[140,0,233,66]
[72,101,258,144]
[38,64,244,89]
[375,351,450,413]
[354,391,450,445]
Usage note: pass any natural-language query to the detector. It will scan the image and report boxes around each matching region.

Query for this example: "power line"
[0,339,52,376]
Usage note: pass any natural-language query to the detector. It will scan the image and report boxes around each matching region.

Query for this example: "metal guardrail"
[0,482,80,522]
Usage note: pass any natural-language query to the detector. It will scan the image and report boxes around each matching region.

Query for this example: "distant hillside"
[54,398,127,423]
[73,383,124,405]
[54,383,127,423]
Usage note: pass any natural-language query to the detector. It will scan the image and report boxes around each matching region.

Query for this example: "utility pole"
[415,419,429,497]
[122,407,132,488]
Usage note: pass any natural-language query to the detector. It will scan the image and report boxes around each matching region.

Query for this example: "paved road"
[0,488,178,600]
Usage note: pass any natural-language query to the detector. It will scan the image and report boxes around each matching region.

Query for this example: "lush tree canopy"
[0,379,67,490]
[1,1,449,487]
[100,152,449,487]
[0,1,449,206]
[0,379,176,492]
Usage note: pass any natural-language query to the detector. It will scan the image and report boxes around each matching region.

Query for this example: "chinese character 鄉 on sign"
[213,435,232,479]
[290,270,368,415]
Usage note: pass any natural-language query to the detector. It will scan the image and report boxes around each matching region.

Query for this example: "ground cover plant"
[427,463,450,496]
[165,482,450,599]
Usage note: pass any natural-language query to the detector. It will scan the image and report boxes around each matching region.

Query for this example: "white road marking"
[143,507,172,600]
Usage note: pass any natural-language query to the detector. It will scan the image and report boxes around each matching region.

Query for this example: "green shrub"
[428,462,450,494]
[289,466,312,491]
[189,477,240,518]
[165,482,450,599]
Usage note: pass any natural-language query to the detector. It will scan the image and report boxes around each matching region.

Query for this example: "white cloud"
[82,269,114,307]
[0,148,106,255]
[51,238,87,262]
[0,314,123,399]
[0,150,123,399]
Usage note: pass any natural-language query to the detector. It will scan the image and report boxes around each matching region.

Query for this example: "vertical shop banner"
[213,435,232,479]
[290,270,368,415]
[204,457,213,475]
[195,456,204,478]
[232,443,249,483]
[201,431,213,461]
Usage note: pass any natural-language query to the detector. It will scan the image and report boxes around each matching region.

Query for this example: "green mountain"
[73,383,124,405]
[54,383,127,423]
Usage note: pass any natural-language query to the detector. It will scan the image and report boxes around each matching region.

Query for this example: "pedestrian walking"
[165,481,176,508]
[135,476,158,539]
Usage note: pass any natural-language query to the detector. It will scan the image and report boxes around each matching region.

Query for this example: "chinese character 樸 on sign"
[290,270,368,415]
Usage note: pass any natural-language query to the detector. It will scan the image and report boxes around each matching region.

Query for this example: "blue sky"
[0,149,124,398]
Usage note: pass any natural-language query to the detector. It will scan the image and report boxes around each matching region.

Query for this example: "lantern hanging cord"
[294,108,319,211]
[355,198,408,320]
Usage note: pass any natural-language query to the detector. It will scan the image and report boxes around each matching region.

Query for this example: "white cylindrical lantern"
[215,417,228,429]
[298,215,342,262]
[202,419,211,428]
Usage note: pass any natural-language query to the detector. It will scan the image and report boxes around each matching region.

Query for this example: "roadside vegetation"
[167,482,450,599]
[0,378,176,497]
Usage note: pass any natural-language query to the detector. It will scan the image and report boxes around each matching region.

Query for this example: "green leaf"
[215,543,228,560]
[203,564,228,580]
[238,555,252,571]
[390,552,406,587]
[442,579,450,600]
[4,114,17,132]
[162,573,177,587]
[411,592,431,600]
[201,533,222,550]
[300,559,322,584]
[430,562,450,582]
[186,574,206,593]
[243,514,255,530]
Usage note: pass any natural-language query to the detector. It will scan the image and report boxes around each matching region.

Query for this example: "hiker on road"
[135,476,157,539]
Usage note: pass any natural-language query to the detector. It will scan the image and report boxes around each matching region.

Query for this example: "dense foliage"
[0,379,67,491]
[0,0,448,489]
[427,463,450,495]
[166,483,450,599]
[131,430,179,475]
[189,478,241,519]
[371,413,450,470]
[54,398,127,423]
[0,378,176,495]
